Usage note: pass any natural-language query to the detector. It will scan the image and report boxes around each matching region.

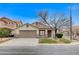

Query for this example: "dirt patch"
[0,38,11,44]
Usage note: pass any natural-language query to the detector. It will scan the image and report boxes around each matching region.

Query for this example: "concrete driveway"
[0,38,39,46]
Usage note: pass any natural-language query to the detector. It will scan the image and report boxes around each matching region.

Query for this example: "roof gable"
[0,17,23,25]
[14,23,38,30]
[32,22,51,29]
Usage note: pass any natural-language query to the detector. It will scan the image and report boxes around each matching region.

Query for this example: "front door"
[48,30,51,37]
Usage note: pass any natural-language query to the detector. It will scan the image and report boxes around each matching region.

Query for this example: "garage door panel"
[19,30,37,38]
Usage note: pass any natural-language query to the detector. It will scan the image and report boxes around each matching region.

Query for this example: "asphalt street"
[0,45,79,55]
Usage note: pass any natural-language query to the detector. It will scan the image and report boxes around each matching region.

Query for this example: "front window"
[39,30,45,36]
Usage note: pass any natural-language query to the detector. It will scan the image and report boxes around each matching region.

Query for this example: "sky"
[0,3,79,25]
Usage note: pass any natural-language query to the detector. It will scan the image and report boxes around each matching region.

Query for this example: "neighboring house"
[64,25,79,35]
[12,22,54,38]
[71,25,79,39]
[72,25,79,35]
[0,17,23,29]
[62,25,79,39]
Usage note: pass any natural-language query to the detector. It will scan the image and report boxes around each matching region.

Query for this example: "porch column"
[14,29,19,35]
[37,30,39,37]
[45,29,48,37]
[73,31,77,39]
[51,31,54,38]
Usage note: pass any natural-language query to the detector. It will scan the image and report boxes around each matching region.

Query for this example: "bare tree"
[38,10,70,39]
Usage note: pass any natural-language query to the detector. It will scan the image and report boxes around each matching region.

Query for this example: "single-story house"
[12,22,54,38]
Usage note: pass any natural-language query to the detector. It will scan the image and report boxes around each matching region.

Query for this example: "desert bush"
[0,28,12,38]
[56,33,63,38]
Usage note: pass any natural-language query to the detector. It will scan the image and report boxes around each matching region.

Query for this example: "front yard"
[39,38,71,44]
[0,37,79,46]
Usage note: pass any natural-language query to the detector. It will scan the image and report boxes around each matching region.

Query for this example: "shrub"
[39,38,58,43]
[0,28,12,38]
[56,33,63,38]
[59,39,71,43]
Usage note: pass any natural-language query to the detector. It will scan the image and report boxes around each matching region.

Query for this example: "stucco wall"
[0,21,6,28]
[12,24,39,36]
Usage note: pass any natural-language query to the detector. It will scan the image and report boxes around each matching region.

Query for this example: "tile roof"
[0,17,12,24]
[14,21,22,24]
[0,17,22,25]
[32,22,51,29]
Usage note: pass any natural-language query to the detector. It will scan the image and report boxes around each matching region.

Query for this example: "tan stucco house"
[12,22,54,38]
[0,17,23,29]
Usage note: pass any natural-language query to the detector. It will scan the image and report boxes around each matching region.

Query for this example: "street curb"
[39,43,79,46]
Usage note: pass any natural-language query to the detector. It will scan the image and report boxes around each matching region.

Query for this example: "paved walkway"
[0,38,38,46]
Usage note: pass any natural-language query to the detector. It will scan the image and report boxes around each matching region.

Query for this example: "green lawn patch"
[39,38,71,44]
[59,38,71,43]
[39,38,58,44]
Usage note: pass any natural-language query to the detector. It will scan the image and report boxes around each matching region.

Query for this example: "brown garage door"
[19,30,37,38]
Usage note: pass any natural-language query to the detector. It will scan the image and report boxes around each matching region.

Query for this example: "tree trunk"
[55,27,57,39]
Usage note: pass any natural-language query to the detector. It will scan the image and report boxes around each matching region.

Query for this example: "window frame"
[39,30,45,36]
